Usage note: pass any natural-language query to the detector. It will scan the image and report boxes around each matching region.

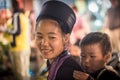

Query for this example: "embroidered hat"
[36,0,76,34]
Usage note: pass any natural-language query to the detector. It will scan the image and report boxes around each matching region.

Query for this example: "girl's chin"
[43,55,54,60]
[43,55,51,59]
[42,52,51,57]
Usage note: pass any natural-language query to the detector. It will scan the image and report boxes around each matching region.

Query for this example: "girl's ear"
[104,52,111,63]
[63,33,70,44]
[63,33,70,49]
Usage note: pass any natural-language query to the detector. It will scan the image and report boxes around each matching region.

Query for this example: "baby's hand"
[73,70,89,80]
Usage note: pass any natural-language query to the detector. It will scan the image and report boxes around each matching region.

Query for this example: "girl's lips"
[42,50,49,52]
[42,50,49,54]
[41,49,52,54]
[41,48,50,51]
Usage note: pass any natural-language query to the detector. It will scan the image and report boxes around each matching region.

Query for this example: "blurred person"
[0,9,14,80]
[35,1,83,80]
[103,0,120,52]
[73,32,120,80]
[0,8,13,59]
[68,44,81,57]
[0,9,8,43]
[109,0,120,8]
[2,0,32,80]
[103,0,120,74]
[70,4,90,46]
[0,9,13,44]
[29,10,36,41]
[68,44,81,65]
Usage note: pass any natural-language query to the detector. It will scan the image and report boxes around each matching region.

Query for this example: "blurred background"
[0,0,119,80]
[0,0,111,31]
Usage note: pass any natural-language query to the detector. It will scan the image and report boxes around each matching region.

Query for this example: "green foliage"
[0,42,10,64]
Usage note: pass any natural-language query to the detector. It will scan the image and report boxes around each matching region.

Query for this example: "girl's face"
[81,43,108,73]
[35,19,69,61]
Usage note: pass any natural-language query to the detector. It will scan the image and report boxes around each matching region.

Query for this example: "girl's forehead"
[36,20,63,35]
[38,19,59,26]
[39,19,59,24]
[37,19,60,29]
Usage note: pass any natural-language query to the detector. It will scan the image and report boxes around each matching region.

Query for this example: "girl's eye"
[81,55,85,57]
[36,36,43,40]
[81,54,85,57]
[90,55,96,58]
[49,36,56,39]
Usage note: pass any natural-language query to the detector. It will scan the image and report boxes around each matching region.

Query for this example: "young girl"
[35,1,82,80]
[73,32,120,80]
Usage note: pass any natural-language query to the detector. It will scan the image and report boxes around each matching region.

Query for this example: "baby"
[73,32,120,80]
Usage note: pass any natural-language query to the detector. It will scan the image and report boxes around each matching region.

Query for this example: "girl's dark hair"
[80,32,112,55]
[36,0,76,34]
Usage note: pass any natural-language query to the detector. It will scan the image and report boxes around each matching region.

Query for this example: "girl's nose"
[41,38,49,46]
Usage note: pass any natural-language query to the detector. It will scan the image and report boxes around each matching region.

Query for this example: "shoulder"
[19,13,29,21]
[55,56,82,80]
[62,56,81,69]
[98,66,120,80]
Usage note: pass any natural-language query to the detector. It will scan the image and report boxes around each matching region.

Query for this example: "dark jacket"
[55,54,82,80]
[90,66,120,80]
[47,51,82,80]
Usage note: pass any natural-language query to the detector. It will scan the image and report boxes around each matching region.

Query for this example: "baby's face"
[80,43,107,73]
